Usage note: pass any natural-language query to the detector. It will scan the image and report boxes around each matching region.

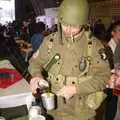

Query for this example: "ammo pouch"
[85,91,107,110]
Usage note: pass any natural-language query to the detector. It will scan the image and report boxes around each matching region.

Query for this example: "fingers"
[30,77,49,94]
[116,78,120,85]
[56,85,76,100]
[38,79,49,88]
[57,91,72,100]
[111,69,115,74]
[108,74,116,88]
[108,80,114,89]
[108,72,120,89]
[30,77,39,94]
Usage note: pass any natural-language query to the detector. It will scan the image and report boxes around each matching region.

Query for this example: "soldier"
[29,0,110,120]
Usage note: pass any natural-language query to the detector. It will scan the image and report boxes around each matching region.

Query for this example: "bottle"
[0,116,6,120]
[28,100,46,120]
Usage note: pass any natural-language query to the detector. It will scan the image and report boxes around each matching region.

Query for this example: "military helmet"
[58,0,89,26]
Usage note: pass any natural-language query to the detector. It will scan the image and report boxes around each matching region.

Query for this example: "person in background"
[94,19,106,40]
[0,34,32,119]
[0,34,32,82]
[105,21,120,120]
[113,43,120,120]
[31,22,45,53]
[28,0,110,120]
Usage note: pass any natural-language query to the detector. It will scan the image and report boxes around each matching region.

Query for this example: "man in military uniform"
[29,0,110,120]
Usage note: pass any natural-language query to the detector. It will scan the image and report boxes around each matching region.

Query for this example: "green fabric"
[0,105,28,120]
[12,116,28,120]
[28,31,110,120]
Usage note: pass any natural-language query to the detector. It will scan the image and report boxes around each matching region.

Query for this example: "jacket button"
[56,78,59,81]
[72,81,75,84]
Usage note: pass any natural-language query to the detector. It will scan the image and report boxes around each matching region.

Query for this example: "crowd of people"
[1,0,120,120]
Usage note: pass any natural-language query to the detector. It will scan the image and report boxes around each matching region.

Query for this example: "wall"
[15,0,62,20]
[0,0,15,24]
[15,0,34,20]
[89,0,120,27]
[89,1,111,27]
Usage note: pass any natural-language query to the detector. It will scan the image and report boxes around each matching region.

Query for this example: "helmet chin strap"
[72,26,84,40]
[70,30,74,43]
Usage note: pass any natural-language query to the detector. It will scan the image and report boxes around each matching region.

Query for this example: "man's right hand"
[30,77,49,94]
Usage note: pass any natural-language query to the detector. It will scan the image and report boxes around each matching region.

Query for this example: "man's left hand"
[57,85,76,100]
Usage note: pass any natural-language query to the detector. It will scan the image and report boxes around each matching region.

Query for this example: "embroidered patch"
[79,56,87,72]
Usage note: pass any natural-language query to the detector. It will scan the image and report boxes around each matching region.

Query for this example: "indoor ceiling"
[55,0,109,4]
[88,0,108,2]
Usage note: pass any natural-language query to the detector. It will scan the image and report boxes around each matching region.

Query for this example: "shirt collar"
[63,29,85,44]
[108,38,117,53]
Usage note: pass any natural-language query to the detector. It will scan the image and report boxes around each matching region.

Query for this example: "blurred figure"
[94,19,106,40]
[109,43,120,120]
[105,21,120,120]
[31,22,45,53]
[0,34,32,82]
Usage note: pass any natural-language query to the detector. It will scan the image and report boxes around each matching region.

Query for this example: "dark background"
[15,0,108,20]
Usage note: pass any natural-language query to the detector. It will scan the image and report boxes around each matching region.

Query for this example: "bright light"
[0,0,15,25]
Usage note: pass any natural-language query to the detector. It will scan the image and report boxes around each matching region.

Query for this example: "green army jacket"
[29,30,110,120]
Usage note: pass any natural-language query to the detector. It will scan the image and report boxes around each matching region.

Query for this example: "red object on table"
[0,68,23,89]
[113,79,120,96]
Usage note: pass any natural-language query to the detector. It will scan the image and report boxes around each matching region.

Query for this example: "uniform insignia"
[79,56,87,72]
[98,48,107,60]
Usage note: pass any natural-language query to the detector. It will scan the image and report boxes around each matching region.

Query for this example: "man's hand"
[108,70,116,89]
[108,69,120,89]
[57,85,76,100]
[30,77,49,94]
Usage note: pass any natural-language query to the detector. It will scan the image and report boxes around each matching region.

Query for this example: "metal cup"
[41,93,55,110]
[29,106,42,118]
[0,116,6,120]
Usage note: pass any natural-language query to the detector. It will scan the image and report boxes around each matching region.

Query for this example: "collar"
[62,29,85,44]
[108,38,117,53]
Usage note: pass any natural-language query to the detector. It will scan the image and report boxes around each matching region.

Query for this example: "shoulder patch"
[98,48,107,60]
